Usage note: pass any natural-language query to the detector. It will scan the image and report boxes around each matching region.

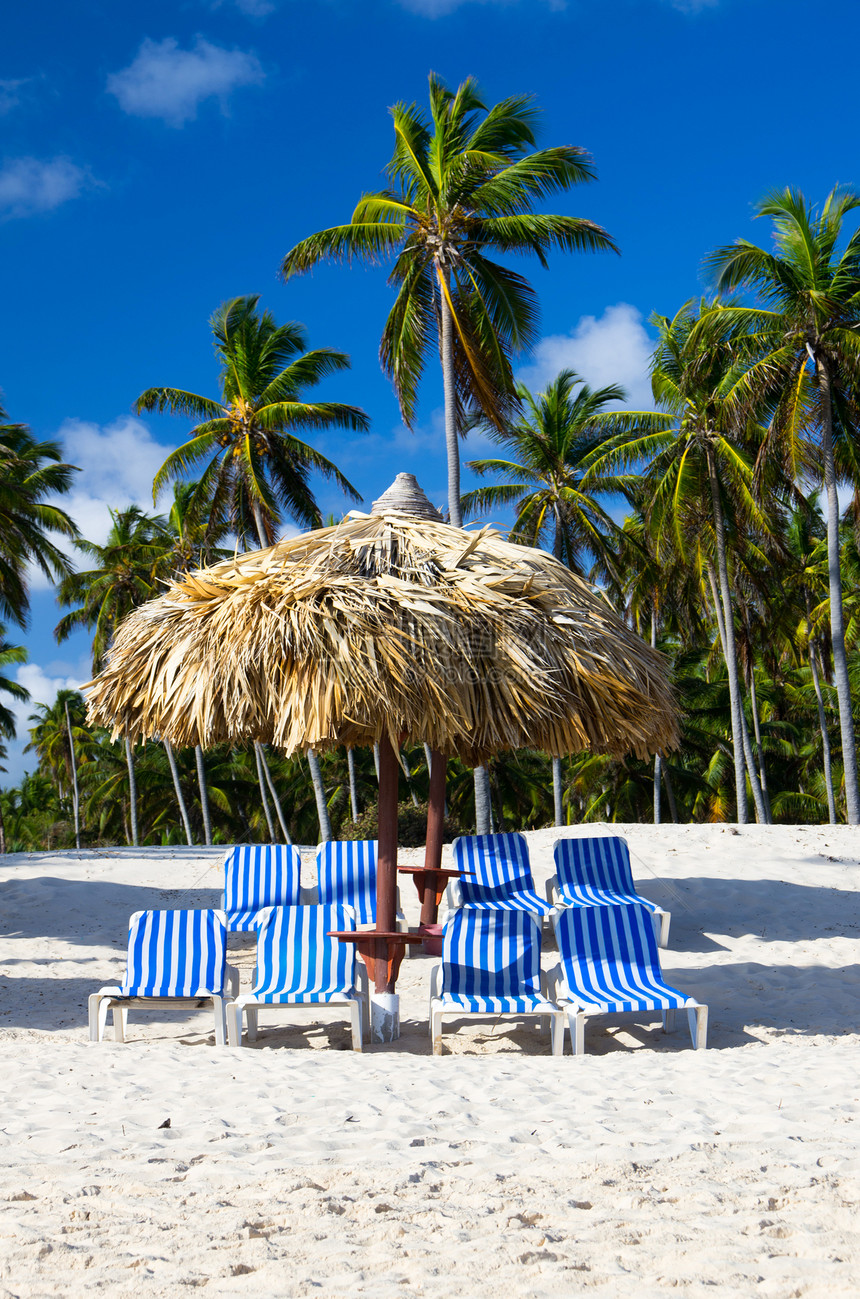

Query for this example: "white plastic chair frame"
[429,963,565,1057]
[226,907,369,1052]
[88,967,239,1046]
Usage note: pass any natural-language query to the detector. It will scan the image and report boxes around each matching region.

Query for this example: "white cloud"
[517,302,656,410]
[106,36,264,127]
[0,156,92,220]
[60,415,169,545]
[25,416,169,595]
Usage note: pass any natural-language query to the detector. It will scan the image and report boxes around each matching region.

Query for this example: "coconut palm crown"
[280,74,616,525]
[704,186,860,822]
[137,295,369,548]
[462,369,666,574]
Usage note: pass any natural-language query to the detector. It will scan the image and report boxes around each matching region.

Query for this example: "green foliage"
[138,294,369,548]
[342,798,469,847]
[282,74,615,438]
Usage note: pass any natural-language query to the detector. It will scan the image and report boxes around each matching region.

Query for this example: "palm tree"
[0,628,28,851]
[55,506,170,669]
[160,481,233,846]
[282,77,615,834]
[586,301,773,823]
[463,370,660,560]
[56,506,173,847]
[706,186,860,822]
[138,294,368,548]
[463,369,662,824]
[282,74,616,528]
[0,410,79,628]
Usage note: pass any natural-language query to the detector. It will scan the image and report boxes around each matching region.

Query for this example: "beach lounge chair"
[315,839,406,930]
[226,904,368,1050]
[548,902,707,1055]
[429,908,564,1055]
[448,833,555,917]
[223,843,301,932]
[88,909,238,1046]
[546,836,671,947]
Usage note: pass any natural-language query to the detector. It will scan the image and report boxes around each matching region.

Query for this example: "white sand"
[1,824,859,1296]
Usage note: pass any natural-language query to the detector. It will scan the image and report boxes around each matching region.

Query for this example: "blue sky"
[2,0,858,780]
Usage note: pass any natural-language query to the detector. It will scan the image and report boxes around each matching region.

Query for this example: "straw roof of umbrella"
[85,474,678,764]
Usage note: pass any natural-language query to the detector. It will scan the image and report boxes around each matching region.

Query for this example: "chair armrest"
[445,879,463,909]
[545,874,558,906]
[429,964,442,1000]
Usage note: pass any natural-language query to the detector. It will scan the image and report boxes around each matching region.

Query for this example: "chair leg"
[688,1004,708,1049]
[568,1009,586,1056]
[431,1009,444,1056]
[357,966,370,1034]
[113,1005,127,1043]
[246,1006,258,1041]
[550,1013,565,1057]
[98,997,112,1042]
[212,996,226,1046]
[539,1014,550,1035]
[88,994,101,1042]
[226,1001,243,1048]
[660,911,671,948]
[662,1008,676,1034]
[349,999,363,1052]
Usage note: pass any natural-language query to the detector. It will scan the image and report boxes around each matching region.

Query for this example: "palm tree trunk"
[661,757,679,822]
[125,735,139,847]
[164,739,193,845]
[704,446,760,823]
[817,356,860,822]
[394,747,420,808]
[651,610,661,825]
[0,801,6,854]
[252,501,269,550]
[254,742,276,840]
[65,701,81,850]
[347,747,359,823]
[747,667,772,822]
[809,635,837,824]
[373,743,380,782]
[438,271,462,528]
[307,749,332,842]
[552,757,564,826]
[257,742,292,843]
[474,764,493,834]
[195,744,212,846]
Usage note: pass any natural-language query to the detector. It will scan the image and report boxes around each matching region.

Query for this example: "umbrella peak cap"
[371,473,444,522]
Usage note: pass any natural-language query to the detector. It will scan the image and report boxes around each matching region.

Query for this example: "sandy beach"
[2,823,859,1296]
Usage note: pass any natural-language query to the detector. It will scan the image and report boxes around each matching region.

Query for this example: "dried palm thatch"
[86,475,677,764]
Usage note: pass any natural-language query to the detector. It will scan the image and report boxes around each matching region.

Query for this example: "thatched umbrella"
[86,473,677,1035]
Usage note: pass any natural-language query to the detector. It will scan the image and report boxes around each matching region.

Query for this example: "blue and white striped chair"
[315,839,405,929]
[547,837,670,947]
[549,903,707,1055]
[429,908,564,1055]
[226,904,368,1050]
[88,909,238,1045]
[223,844,302,932]
[448,833,555,917]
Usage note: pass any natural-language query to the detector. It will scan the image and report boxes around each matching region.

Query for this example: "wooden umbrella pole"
[422,749,447,926]
[375,734,400,982]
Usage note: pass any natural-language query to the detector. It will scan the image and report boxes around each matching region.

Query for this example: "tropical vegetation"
[1,76,860,845]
